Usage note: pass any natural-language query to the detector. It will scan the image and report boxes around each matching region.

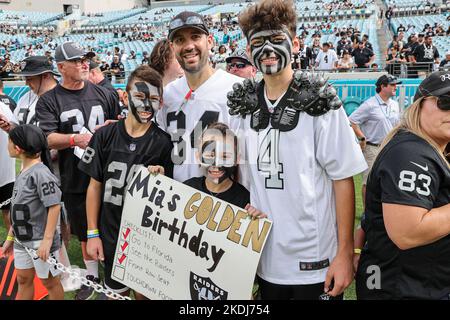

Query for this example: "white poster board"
[112,168,272,300]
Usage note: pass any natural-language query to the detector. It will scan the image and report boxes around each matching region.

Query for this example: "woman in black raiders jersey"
[183,122,266,219]
[355,71,450,300]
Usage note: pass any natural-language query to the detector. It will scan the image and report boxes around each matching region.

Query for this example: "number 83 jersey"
[359,130,450,299]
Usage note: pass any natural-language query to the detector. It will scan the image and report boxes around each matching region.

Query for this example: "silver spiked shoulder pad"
[227,78,259,118]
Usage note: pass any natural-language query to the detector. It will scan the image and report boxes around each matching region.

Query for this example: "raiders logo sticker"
[20,61,27,71]
[129,143,136,152]
[189,272,228,300]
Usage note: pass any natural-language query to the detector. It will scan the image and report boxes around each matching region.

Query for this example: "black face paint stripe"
[134,81,151,99]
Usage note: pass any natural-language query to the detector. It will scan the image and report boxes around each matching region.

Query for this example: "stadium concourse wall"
[0,0,141,13]
[3,78,421,111]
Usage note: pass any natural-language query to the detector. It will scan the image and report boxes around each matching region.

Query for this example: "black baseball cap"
[376,74,402,87]
[55,41,96,63]
[168,11,209,41]
[225,48,252,65]
[89,60,99,70]
[11,56,59,77]
[413,71,450,102]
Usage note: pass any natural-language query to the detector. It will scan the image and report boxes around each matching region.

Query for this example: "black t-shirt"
[183,177,250,209]
[78,119,173,246]
[36,81,121,194]
[110,62,125,78]
[413,44,439,63]
[0,94,16,113]
[98,78,118,99]
[352,48,374,67]
[356,131,450,300]
[292,47,312,70]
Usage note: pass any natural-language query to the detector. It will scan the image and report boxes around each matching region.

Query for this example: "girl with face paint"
[183,122,267,220]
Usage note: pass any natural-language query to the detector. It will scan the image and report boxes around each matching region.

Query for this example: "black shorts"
[63,193,87,242]
[0,182,14,211]
[257,276,344,300]
[103,239,128,293]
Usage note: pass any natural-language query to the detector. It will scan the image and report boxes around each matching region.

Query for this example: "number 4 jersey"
[240,105,367,285]
[358,130,450,299]
[77,119,173,246]
[11,163,61,251]
[36,81,121,194]
[156,69,243,182]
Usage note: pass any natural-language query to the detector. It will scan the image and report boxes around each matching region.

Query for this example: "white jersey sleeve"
[315,107,368,180]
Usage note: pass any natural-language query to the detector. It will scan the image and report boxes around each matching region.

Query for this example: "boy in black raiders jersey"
[356,71,450,299]
[78,66,173,299]
[36,42,121,299]
[184,122,266,218]
[1,125,64,300]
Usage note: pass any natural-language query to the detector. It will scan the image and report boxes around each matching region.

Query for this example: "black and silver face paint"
[128,81,161,123]
[249,29,292,75]
[200,140,237,185]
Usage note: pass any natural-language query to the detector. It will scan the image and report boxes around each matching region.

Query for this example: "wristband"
[87,229,99,236]
[6,235,14,241]
[354,248,362,254]
[69,134,76,147]
[87,234,100,239]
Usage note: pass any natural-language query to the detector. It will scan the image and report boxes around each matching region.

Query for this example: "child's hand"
[1,239,13,257]
[245,204,268,219]
[87,237,104,261]
[37,238,52,261]
[148,165,165,176]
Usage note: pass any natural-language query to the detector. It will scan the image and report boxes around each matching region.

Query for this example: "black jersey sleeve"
[161,140,174,179]
[77,127,106,182]
[379,140,443,210]
[36,92,59,135]
[106,89,121,120]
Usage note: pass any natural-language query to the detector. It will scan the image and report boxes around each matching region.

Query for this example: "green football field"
[1,161,364,300]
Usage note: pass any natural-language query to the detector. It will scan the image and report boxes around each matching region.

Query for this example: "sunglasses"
[424,95,450,111]
[227,62,248,70]
[169,16,206,32]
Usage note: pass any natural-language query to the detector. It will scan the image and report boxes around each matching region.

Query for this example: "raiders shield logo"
[129,143,136,151]
[20,61,27,71]
[189,272,228,300]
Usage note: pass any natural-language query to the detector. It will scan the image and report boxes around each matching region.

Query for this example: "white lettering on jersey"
[104,162,141,206]
[60,105,105,133]
[257,128,284,189]
[60,109,84,132]
[398,170,431,196]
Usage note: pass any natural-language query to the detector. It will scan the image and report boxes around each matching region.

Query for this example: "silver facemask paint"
[200,140,237,185]
[128,81,161,123]
[249,29,293,75]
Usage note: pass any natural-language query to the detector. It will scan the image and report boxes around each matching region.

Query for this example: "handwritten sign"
[111,168,272,300]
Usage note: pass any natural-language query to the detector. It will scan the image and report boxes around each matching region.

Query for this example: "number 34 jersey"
[358,130,450,299]
[156,69,242,182]
[240,106,367,285]
[36,81,121,194]
[11,163,61,251]
[77,119,173,245]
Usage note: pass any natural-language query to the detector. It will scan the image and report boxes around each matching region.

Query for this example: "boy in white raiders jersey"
[1,124,63,300]
[228,0,367,299]
[156,11,242,183]
[79,66,173,299]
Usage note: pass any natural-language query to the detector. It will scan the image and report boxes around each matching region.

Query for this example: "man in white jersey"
[156,11,242,182]
[315,42,338,71]
[228,0,367,299]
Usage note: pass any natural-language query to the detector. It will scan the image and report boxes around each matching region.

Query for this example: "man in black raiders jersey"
[356,71,450,299]
[79,66,173,299]
[36,41,121,300]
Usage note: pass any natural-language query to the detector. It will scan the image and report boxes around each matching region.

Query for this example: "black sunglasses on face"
[227,62,248,70]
